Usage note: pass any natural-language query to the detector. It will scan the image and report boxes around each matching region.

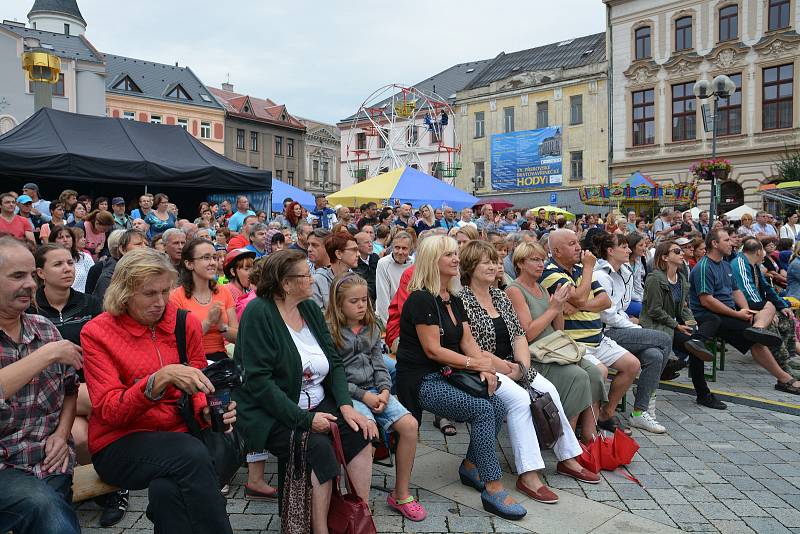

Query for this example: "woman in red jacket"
[81,248,236,534]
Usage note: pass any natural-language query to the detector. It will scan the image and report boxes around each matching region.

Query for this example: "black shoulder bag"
[434,294,493,398]
[174,309,246,488]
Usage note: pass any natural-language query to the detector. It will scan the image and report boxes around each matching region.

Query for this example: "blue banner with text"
[490,127,562,190]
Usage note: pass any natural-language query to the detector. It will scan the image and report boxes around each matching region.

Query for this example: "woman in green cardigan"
[640,240,721,410]
[233,249,377,534]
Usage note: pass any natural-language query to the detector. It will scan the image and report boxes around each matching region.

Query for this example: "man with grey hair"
[132,218,149,234]
[503,232,523,278]
[0,235,83,534]
[653,208,679,241]
[162,228,186,268]
[245,223,269,258]
[376,231,414,323]
[753,210,778,237]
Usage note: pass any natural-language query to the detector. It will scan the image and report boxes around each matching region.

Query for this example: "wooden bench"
[71,464,118,503]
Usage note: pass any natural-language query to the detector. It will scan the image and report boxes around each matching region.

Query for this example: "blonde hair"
[325,272,377,349]
[455,225,479,241]
[741,213,753,224]
[512,241,547,275]
[408,235,459,296]
[103,248,177,315]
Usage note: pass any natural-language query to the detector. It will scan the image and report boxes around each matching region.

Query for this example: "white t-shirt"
[288,324,329,410]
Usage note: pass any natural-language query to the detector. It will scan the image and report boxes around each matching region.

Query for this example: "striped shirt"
[540,259,606,347]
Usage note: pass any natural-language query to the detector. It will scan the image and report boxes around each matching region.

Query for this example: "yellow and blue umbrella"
[532,206,576,221]
[327,166,477,209]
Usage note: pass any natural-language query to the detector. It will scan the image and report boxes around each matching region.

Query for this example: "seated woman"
[504,242,606,442]
[396,235,526,520]
[170,238,238,362]
[641,241,725,410]
[761,236,788,290]
[81,248,236,534]
[625,232,647,317]
[459,242,599,498]
[787,242,800,300]
[233,250,375,534]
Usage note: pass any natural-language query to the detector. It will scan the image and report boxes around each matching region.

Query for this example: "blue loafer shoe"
[458,463,485,492]
[481,489,527,520]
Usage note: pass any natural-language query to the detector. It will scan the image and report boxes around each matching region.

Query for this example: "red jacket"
[81,303,208,454]
[385,265,415,349]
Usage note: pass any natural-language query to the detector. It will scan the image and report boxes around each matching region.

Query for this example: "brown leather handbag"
[327,422,377,534]
[518,361,564,449]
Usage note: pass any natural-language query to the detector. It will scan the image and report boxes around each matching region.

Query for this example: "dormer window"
[113,76,142,93]
[243,105,250,112]
[166,84,191,100]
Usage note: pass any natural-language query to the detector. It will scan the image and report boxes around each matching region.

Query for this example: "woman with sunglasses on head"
[170,238,238,362]
[641,240,724,410]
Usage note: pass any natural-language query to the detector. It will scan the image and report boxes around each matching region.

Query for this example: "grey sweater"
[336,324,391,400]
[311,267,336,310]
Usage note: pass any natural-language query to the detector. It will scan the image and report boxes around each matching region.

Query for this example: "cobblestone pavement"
[77,348,800,533]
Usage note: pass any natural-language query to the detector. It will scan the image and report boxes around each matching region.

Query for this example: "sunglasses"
[670,248,683,255]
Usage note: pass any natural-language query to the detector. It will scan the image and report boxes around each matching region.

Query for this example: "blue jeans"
[0,468,80,534]
[352,388,411,432]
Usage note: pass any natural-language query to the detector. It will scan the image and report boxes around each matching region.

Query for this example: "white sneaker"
[629,412,666,434]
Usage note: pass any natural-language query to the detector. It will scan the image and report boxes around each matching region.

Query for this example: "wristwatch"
[219,324,229,333]
[144,373,165,402]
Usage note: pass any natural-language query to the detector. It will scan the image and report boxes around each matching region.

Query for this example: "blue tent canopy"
[271,179,315,212]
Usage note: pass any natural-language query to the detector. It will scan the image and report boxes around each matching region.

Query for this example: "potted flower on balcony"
[690,158,733,181]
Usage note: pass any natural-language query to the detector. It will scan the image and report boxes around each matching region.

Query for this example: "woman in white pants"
[459,241,600,504]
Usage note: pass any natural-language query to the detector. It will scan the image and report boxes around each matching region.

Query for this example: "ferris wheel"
[344,84,461,185]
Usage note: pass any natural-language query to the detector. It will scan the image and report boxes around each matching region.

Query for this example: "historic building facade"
[454,33,608,212]
[105,54,225,154]
[0,0,105,134]
[209,83,306,186]
[299,117,341,195]
[606,0,800,213]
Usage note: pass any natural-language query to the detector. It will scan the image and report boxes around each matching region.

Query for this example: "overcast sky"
[6,0,606,124]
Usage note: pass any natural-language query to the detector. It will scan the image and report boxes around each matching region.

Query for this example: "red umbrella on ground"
[473,198,514,211]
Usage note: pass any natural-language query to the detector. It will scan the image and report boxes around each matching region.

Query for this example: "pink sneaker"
[387,493,427,521]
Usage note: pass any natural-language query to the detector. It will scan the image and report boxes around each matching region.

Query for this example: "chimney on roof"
[222,82,233,92]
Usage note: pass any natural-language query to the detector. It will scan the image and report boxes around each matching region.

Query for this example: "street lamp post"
[693,75,737,225]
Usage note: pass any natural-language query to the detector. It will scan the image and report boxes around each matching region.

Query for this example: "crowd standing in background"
[6,185,800,533]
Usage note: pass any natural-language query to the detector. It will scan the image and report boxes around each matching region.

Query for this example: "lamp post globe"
[693,79,712,100]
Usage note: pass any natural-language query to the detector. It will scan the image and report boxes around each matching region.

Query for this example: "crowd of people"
[4,185,800,533]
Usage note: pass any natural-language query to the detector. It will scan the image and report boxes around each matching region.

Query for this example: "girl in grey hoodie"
[326,272,428,522]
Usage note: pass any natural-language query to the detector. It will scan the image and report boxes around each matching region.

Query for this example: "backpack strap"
[174,308,189,365]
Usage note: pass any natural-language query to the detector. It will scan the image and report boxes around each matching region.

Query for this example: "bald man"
[540,229,639,435]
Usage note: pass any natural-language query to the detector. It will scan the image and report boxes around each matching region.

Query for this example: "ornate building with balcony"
[606,0,800,213]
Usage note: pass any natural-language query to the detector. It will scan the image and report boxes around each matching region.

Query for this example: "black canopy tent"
[0,108,270,210]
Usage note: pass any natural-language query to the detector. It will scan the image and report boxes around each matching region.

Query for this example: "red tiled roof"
[209,87,306,131]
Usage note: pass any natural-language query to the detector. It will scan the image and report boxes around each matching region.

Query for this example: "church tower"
[27,0,86,36]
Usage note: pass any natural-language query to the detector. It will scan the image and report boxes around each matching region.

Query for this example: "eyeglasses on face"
[287,273,313,280]
[670,248,683,255]
[191,255,216,262]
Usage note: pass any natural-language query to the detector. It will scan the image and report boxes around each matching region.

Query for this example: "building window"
[570,151,584,180]
[672,82,696,141]
[200,121,211,139]
[236,129,245,150]
[287,171,295,186]
[717,73,742,136]
[313,160,320,184]
[473,162,485,189]
[64,23,69,35]
[31,73,65,96]
[177,118,188,129]
[150,115,162,125]
[250,131,258,151]
[719,5,738,42]
[769,0,791,30]
[570,95,583,125]
[321,161,329,184]
[378,128,388,148]
[635,26,651,60]
[166,84,192,100]
[287,138,295,157]
[474,111,485,138]
[356,132,366,150]
[123,111,135,121]
[763,63,794,130]
[675,16,693,51]
[503,107,515,133]
[275,136,283,156]
[536,101,549,128]
[632,88,655,146]
[406,125,418,144]
[112,76,142,93]
[275,170,282,179]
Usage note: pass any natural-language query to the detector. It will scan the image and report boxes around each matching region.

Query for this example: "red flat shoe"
[244,484,278,500]
[556,462,600,484]
[515,478,559,504]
